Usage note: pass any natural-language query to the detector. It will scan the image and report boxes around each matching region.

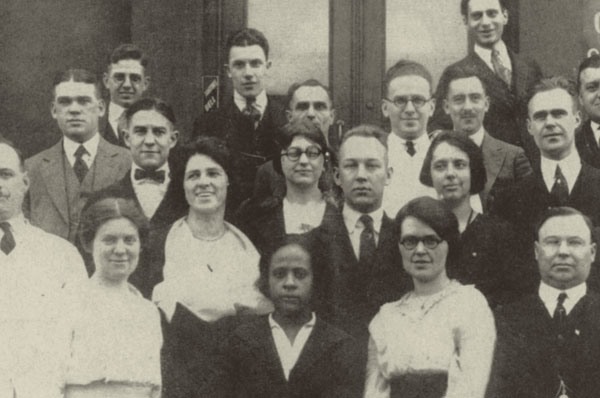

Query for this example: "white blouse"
[365,281,496,398]
[282,198,327,234]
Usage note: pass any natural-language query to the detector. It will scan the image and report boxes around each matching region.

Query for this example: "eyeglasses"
[385,95,430,110]
[400,235,443,250]
[281,146,323,161]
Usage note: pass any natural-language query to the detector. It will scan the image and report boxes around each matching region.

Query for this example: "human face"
[335,136,392,213]
[382,75,434,140]
[51,80,105,143]
[399,216,448,284]
[430,142,471,204]
[227,45,271,99]
[444,76,489,135]
[464,0,508,48]
[280,136,324,189]
[0,144,29,222]
[92,217,140,284]
[184,154,228,215]
[527,88,581,160]
[269,244,313,316]
[125,109,179,170]
[103,59,149,108]
[535,215,596,290]
[578,67,600,123]
[287,86,335,136]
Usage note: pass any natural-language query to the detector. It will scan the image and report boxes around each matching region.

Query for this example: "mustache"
[460,111,478,118]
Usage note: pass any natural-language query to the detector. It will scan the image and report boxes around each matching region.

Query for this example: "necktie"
[491,49,512,86]
[405,140,416,157]
[359,214,377,264]
[243,97,261,128]
[553,292,568,332]
[73,145,89,183]
[550,165,569,205]
[0,222,16,255]
[134,168,166,183]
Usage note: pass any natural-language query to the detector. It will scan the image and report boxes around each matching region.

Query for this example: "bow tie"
[134,168,166,183]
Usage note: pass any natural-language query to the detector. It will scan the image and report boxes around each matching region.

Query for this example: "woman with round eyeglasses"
[364,196,495,398]
[239,120,337,255]
[419,131,530,308]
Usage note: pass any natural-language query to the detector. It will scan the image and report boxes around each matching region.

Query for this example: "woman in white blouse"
[364,196,496,398]
[64,197,162,398]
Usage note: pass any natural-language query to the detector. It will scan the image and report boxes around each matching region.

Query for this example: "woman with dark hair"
[420,131,530,307]
[365,196,495,398]
[239,120,338,255]
[205,238,362,398]
[64,197,162,397]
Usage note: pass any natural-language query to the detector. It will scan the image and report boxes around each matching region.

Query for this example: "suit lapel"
[481,133,507,190]
[241,318,288,383]
[510,50,532,99]
[94,137,124,188]
[39,141,70,224]
[467,53,514,108]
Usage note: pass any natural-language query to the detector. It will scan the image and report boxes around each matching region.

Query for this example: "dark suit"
[192,98,287,214]
[25,136,131,242]
[204,315,362,398]
[575,120,600,169]
[87,170,187,297]
[430,50,542,155]
[101,119,127,148]
[487,292,600,398]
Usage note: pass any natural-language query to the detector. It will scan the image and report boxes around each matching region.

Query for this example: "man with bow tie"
[88,97,185,297]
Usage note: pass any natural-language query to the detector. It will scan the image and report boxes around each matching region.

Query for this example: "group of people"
[4,0,600,397]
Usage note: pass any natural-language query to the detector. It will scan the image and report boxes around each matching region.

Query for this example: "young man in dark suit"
[430,0,542,155]
[576,54,600,169]
[192,28,287,214]
[88,97,185,297]
[488,207,600,398]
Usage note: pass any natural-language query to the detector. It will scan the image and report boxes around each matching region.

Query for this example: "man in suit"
[25,69,131,243]
[576,54,600,169]
[487,207,600,398]
[493,76,600,240]
[380,60,438,218]
[443,67,532,212]
[429,0,542,155]
[88,97,185,297]
[102,43,150,147]
[311,125,412,341]
[192,28,287,214]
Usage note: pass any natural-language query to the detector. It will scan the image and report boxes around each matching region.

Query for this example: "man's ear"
[333,166,341,187]
[170,130,180,148]
[443,99,451,116]
[224,64,232,79]
[143,76,151,92]
[285,109,293,122]
[266,60,272,70]
[102,72,110,89]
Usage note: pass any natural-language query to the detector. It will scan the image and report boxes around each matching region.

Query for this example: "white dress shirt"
[269,312,316,380]
[234,89,267,120]
[383,132,437,217]
[539,281,587,317]
[540,150,581,194]
[63,133,100,168]
[130,164,170,219]
[474,41,512,74]
[342,205,384,259]
[108,101,126,139]
[591,121,600,146]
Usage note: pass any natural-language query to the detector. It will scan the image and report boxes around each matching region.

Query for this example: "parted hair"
[225,28,269,60]
[108,43,148,68]
[124,97,176,126]
[527,75,578,111]
[383,59,433,97]
[460,0,507,17]
[286,79,333,109]
[52,68,101,99]
[339,124,388,155]
[535,206,595,243]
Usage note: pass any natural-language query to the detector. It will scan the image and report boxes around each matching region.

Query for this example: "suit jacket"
[480,131,532,212]
[487,292,600,398]
[575,120,600,169]
[203,315,363,398]
[86,170,187,297]
[430,50,542,155]
[101,120,127,148]
[192,97,287,214]
[25,136,131,242]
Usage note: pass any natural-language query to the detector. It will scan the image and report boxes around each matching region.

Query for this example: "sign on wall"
[202,76,219,113]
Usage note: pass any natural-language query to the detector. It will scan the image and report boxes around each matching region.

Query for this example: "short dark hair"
[577,54,600,92]
[420,131,487,195]
[124,97,176,126]
[535,206,595,242]
[108,43,148,69]
[53,68,102,99]
[339,124,388,160]
[383,60,433,98]
[273,120,331,175]
[460,0,507,17]
[79,197,149,253]
[286,79,333,110]
[527,76,578,113]
[0,137,25,171]
[225,28,269,60]
[395,196,461,272]
[443,65,488,99]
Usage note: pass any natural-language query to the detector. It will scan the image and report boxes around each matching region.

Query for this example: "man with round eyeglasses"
[380,60,438,218]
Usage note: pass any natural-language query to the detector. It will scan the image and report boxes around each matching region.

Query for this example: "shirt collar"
[342,204,385,235]
[389,131,430,148]
[108,101,126,125]
[474,40,510,69]
[269,312,316,331]
[234,89,268,115]
[540,149,581,192]
[130,162,170,185]
[63,133,100,160]
[539,281,587,314]
[1,213,27,237]
[468,127,486,147]
[591,121,600,145]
